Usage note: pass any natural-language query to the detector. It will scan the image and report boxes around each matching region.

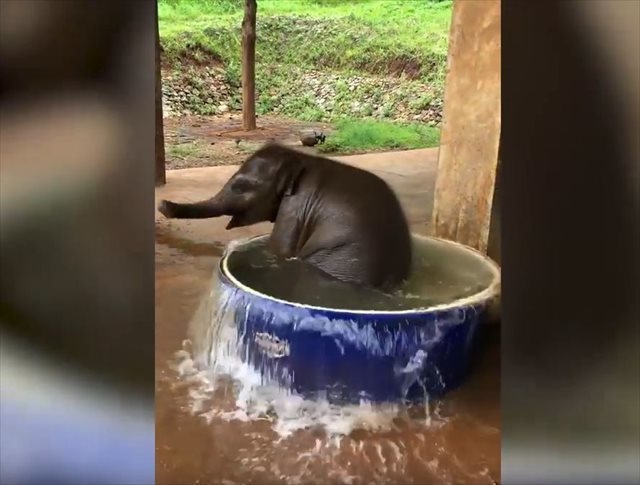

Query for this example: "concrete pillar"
[155,2,166,186]
[432,0,501,254]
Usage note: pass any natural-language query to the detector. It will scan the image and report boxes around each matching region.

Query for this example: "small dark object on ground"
[300,130,326,147]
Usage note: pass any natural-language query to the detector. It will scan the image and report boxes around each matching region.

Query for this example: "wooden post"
[155,1,166,186]
[432,0,501,253]
[241,0,257,131]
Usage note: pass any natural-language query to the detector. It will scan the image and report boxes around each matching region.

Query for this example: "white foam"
[169,273,457,450]
[172,342,406,439]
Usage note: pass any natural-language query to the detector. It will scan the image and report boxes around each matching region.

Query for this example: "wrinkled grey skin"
[159,143,412,289]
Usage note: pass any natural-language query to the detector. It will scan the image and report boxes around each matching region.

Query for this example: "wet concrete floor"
[155,148,500,484]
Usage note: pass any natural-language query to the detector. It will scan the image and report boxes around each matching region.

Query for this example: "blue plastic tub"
[216,234,500,404]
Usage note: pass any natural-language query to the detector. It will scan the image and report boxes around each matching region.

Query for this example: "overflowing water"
[174,280,407,440]
[159,236,500,483]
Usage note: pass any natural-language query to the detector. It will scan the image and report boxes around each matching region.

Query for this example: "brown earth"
[163,114,333,169]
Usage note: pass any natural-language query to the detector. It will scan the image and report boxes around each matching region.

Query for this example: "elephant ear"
[282,163,305,197]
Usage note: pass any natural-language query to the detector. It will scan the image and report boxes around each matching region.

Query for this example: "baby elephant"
[159,144,412,290]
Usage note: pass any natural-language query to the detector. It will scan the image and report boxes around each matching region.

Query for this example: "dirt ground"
[163,114,333,169]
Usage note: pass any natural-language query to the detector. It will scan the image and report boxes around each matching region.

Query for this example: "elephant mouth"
[226,215,243,230]
[226,213,260,230]
[226,205,278,230]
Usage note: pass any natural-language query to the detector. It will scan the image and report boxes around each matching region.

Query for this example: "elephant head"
[158,144,305,229]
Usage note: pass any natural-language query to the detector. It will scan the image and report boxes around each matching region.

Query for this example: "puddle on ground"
[158,332,499,484]
[155,224,225,258]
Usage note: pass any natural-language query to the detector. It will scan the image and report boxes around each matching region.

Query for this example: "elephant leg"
[303,243,372,286]
[296,224,349,260]
[268,201,302,258]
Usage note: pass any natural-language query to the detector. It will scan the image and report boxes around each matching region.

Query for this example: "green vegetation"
[319,119,440,154]
[159,0,451,153]
[159,0,452,85]
[167,141,200,158]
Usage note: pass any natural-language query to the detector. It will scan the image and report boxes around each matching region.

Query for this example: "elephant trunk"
[158,195,231,219]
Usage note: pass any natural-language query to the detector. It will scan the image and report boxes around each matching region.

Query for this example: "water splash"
[164,244,499,484]
[170,274,449,440]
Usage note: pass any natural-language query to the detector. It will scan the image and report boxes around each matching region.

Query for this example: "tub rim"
[219,233,501,316]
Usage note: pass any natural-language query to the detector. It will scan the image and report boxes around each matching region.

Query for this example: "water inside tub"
[224,236,497,311]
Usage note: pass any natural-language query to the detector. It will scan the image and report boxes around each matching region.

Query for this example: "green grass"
[160,1,449,149]
[167,141,200,158]
[319,119,440,154]
[158,0,452,86]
